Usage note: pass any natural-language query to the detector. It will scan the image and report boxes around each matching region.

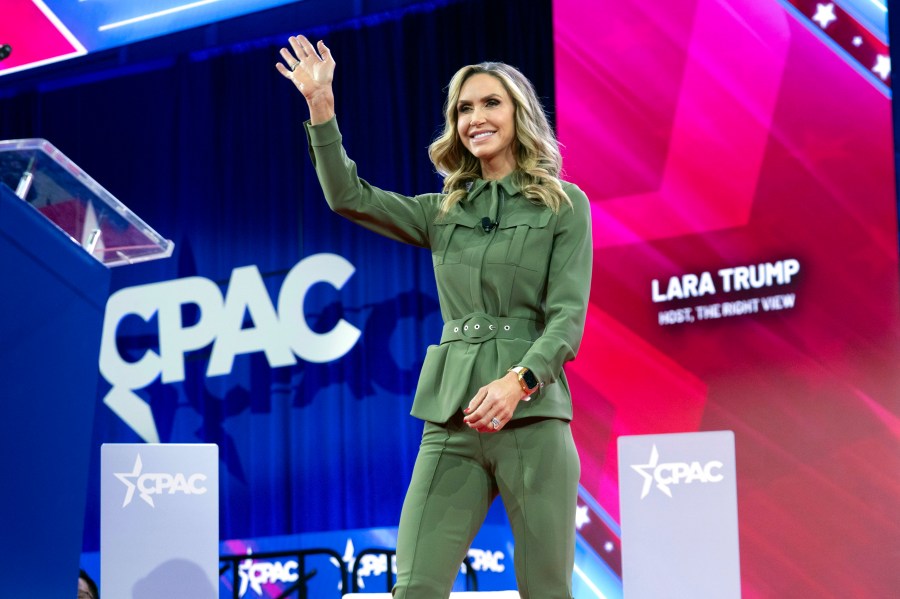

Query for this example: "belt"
[440,312,543,345]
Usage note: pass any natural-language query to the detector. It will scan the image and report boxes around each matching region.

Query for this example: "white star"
[631,445,663,499]
[575,505,591,530]
[852,36,863,47]
[873,54,891,80]
[329,538,356,590]
[812,3,837,29]
[114,454,147,507]
[237,551,255,597]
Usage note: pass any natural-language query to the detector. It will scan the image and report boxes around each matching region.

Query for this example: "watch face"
[522,369,539,390]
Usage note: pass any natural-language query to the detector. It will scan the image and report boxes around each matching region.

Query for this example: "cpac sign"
[467,549,506,573]
[238,559,299,597]
[114,454,208,508]
[631,445,724,499]
[99,254,361,442]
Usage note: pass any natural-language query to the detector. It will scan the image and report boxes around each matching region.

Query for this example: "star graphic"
[631,445,661,499]
[329,538,356,590]
[852,36,863,47]
[873,55,891,80]
[812,3,837,29]
[114,454,148,507]
[237,551,255,597]
[575,504,591,530]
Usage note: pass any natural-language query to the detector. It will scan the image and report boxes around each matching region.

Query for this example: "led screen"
[0,0,296,76]
[555,0,899,595]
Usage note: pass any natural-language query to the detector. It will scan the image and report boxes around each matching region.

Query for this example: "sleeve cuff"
[520,353,551,388]
[304,115,341,147]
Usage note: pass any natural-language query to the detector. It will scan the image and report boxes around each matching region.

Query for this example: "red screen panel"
[556,0,900,595]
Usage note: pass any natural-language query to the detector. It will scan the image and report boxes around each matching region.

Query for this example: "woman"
[277,35,592,599]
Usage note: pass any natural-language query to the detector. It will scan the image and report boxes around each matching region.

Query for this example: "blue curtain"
[0,0,554,551]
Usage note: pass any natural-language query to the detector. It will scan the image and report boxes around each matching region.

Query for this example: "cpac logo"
[238,558,299,597]
[114,454,208,508]
[467,549,505,573]
[356,552,395,579]
[631,445,724,499]
[99,254,361,442]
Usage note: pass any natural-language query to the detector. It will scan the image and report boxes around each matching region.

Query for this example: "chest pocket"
[485,207,554,271]
[431,212,480,266]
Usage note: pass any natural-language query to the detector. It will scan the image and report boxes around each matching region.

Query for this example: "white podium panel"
[618,431,741,599]
[102,443,219,598]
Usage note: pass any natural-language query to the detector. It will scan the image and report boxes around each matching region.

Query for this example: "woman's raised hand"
[276,35,336,124]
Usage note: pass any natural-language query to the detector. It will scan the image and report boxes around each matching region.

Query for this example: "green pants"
[392,413,581,599]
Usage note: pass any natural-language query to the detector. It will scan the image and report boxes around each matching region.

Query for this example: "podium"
[101,443,219,598]
[0,139,172,597]
[618,431,742,598]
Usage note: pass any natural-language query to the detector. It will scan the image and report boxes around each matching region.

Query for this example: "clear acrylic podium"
[0,138,173,265]
[0,138,173,597]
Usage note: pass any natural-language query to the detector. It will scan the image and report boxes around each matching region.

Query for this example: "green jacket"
[306,116,592,423]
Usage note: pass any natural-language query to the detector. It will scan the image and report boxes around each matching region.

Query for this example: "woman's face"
[456,73,517,178]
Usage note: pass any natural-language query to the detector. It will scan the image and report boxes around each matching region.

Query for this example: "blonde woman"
[278,35,592,599]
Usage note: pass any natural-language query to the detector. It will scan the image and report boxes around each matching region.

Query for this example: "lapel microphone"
[480,180,502,233]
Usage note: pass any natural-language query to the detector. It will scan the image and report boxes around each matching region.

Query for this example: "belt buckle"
[458,312,499,344]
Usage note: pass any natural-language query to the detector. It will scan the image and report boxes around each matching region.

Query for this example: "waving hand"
[276,35,335,124]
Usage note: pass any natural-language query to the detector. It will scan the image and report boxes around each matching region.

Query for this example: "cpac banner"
[217,525,515,598]
[99,254,361,443]
[556,0,900,596]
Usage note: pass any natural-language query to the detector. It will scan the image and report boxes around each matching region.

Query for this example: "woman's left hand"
[463,372,525,433]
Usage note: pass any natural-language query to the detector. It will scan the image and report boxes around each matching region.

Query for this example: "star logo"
[630,446,727,499]
[114,454,153,507]
[631,445,668,499]
[852,36,863,47]
[575,504,591,530]
[872,55,891,80]
[812,3,837,29]
[237,552,257,597]
[329,538,356,591]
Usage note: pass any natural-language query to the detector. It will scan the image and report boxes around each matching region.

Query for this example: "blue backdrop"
[0,0,555,551]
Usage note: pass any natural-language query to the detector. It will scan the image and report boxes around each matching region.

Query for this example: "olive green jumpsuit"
[306,116,592,599]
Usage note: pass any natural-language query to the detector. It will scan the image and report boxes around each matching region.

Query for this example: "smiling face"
[456,72,517,180]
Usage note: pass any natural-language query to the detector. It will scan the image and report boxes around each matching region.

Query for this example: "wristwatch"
[508,366,542,400]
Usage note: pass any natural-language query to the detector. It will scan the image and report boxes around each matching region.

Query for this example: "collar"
[466,172,520,201]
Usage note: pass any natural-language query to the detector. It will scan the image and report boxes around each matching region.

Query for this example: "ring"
[491,417,501,429]
[291,61,300,72]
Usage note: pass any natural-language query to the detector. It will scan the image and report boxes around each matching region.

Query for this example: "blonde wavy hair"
[428,62,570,218]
